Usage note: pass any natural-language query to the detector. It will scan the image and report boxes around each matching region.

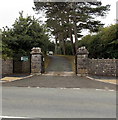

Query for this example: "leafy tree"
[65,40,73,55]
[78,24,118,58]
[47,41,55,52]
[2,12,51,58]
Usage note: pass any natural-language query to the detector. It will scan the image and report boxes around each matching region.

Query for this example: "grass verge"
[63,55,75,72]
[44,55,51,69]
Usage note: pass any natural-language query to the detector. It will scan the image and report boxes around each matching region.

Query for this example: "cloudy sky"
[0,0,117,29]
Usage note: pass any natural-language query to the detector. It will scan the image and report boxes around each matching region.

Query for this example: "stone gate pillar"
[77,46,89,76]
[31,47,43,74]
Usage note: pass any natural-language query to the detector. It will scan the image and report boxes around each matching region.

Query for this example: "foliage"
[65,41,73,55]
[47,41,55,52]
[2,11,51,58]
[34,2,110,55]
[78,24,118,58]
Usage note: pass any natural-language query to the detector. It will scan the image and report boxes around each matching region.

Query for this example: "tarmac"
[0,73,117,85]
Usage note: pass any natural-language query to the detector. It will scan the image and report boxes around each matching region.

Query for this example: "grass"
[44,55,51,69]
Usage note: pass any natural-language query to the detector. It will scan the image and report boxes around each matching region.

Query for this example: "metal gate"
[13,55,31,74]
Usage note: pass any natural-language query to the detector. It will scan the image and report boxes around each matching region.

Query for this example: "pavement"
[1,74,117,85]
[86,76,117,85]
[2,75,116,90]
[0,74,33,82]
[2,87,116,118]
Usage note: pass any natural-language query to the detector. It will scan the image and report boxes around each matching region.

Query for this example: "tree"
[2,12,51,58]
[33,1,110,55]
[78,24,118,58]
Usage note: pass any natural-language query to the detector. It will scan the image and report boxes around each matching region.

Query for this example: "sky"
[0,0,117,29]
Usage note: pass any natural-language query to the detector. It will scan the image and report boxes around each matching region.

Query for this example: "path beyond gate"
[45,55,75,76]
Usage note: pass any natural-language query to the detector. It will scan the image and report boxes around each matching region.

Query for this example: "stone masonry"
[31,47,43,74]
[88,59,117,77]
[77,46,89,76]
[2,58,13,75]
[77,47,118,77]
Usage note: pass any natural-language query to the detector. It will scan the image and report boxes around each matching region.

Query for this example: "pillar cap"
[31,47,42,54]
[77,46,89,55]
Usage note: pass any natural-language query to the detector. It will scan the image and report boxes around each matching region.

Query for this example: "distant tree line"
[78,24,118,59]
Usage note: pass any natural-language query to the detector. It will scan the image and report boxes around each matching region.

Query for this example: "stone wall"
[2,58,13,75]
[77,47,118,77]
[88,59,117,77]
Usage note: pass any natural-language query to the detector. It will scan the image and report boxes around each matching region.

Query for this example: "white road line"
[72,88,81,90]
[60,88,66,89]
[96,89,105,91]
[0,115,30,118]
[25,86,115,92]
[109,89,115,92]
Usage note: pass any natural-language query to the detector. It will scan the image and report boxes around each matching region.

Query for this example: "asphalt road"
[1,118,117,120]
[2,87,116,118]
[2,75,116,90]
[45,55,73,72]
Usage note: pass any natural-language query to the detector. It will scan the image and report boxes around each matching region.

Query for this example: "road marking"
[60,88,66,89]
[86,76,117,85]
[96,89,105,91]
[72,88,80,90]
[42,72,75,76]
[109,89,115,92]
[25,86,115,92]
[0,115,30,118]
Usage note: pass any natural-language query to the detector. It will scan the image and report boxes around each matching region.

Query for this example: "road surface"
[2,87,116,118]
[2,75,116,90]
[45,55,73,72]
